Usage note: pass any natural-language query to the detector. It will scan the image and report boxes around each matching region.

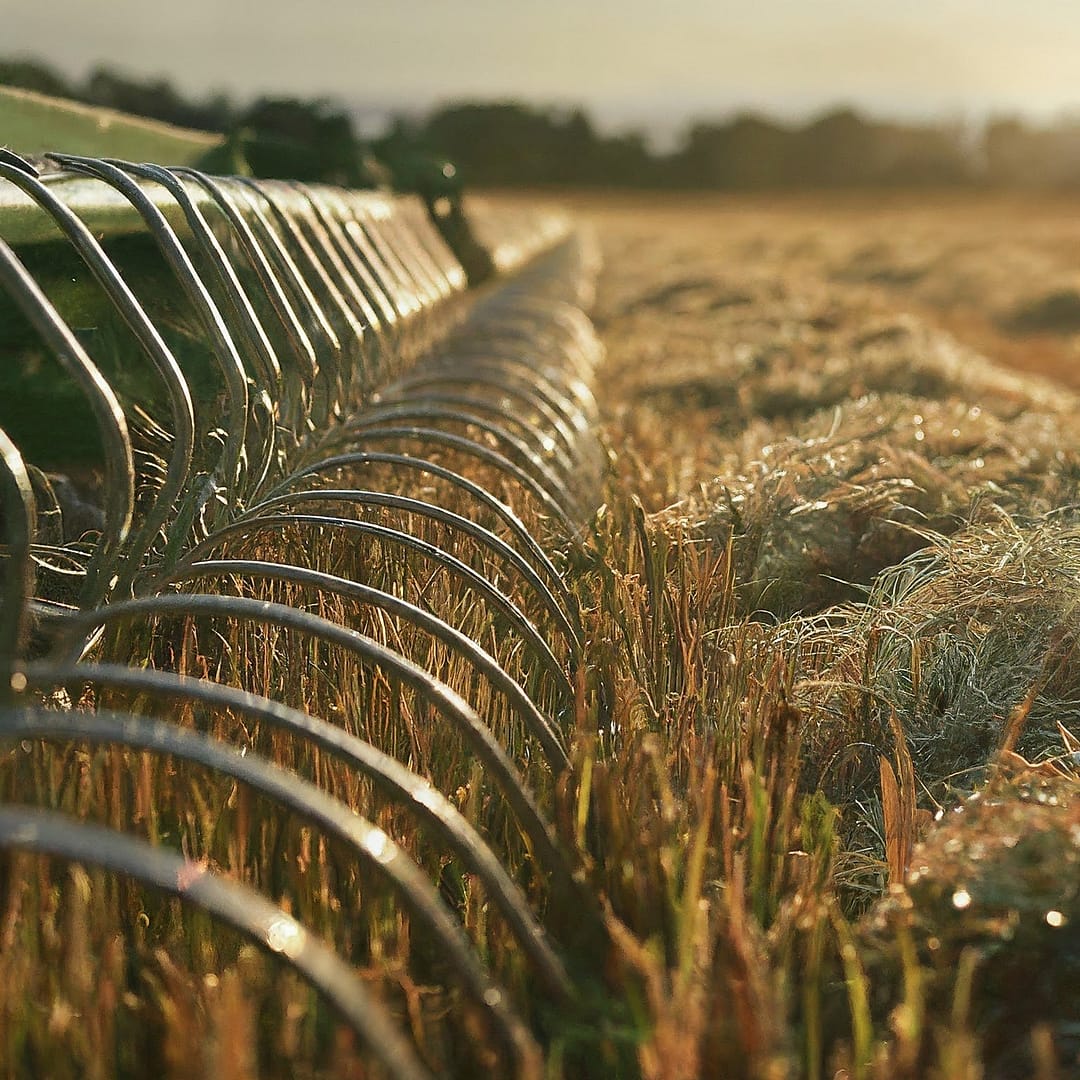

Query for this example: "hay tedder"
[0,125,606,1076]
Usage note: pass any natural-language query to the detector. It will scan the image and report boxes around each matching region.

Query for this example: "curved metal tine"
[172,514,572,699]
[0,713,540,1074]
[0,428,36,698]
[393,197,467,295]
[455,315,588,369]
[0,164,196,590]
[0,237,133,608]
[48,154,250,506]
[439,360,599,458]
[113,161,281,497]
[345,404,585,514]
[258,450,581,630]
[290,185,398,334]
[283,186,387,363]
[459,348,600,415]
[164,559,569,768]
[372,389,579,479]
[0,147,38,176]
[217,178,344,408]
[236,179,370,390]
[242,489,581,660]
[390,359,597,440]
[352,193,444,309]
[20,660,572,997]
[351,199,433,319]
[47,593,575,891]
[334,426,579,535]
[119,164,282,391]
[448,297,600,362]
[382,204,453,311]
[0,805,433,1080]
[227,182,352,420]
[401,378,600,483]
[172,169,319,389]
[338,190,451,358]
[356,194,451,308]
[448,332,598,389]
[471,288,595,336]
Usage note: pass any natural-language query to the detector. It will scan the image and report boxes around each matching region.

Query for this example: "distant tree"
[873,120,973,186]
[422,103,565,185]
[235,97,367,186]
[790,108,879,185]
[982,117,1080,188]
[83,65,232,132]
[674,113,791,188]
[0,56,73,98]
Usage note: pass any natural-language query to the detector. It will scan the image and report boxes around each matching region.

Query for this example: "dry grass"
[5,191,1080,1077]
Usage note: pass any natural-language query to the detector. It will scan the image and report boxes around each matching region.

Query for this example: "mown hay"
[793,513,1080,794]
[853,768,1080,1078]
[657,390,1077,618]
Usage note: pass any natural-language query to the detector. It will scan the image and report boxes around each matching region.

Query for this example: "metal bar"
[21,659,573,1000]
[0,804,433,1080]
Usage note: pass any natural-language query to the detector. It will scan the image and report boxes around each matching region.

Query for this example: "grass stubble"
[3,194,1080,1077]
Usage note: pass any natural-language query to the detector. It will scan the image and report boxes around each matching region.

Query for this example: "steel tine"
[286,185,388,370]
[0,236,134,607]
[45,592,577,892]
[436,352,600,428]
[391,195,467,295]
[0,163,197,589]
[114,161,283,496]
[236,178,369,386]
[334,425,580,533]
[388,362,596,443]
[372,388,580,477]
[0,804,434,1080]
[21,659,573,998]
[172,512,572,698]
[344,404,586,514]
[289,183,397,335]
[173,169,319,391]
[0,427,35,696]
[351,198,428,321]
[118,163,283,391]
[369,198,449,311]
[258,450,582,632]
[48,154,251,506]
[0,708,539,1073]
[168,559,570,769]
[244,488,581,658]
[220,178,345,402]
[349,196,448,328]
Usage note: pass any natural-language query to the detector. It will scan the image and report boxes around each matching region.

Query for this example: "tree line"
[5,55,1080,190]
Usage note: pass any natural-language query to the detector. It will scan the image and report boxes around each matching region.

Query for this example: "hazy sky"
[7,1,1080,136]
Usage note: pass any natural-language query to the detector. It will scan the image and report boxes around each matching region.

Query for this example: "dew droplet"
[952,888,972,910]
[266,916,305,958]
[1046,910,1066,928]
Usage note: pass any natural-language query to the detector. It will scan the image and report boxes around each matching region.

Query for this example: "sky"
[7,1,1080,143]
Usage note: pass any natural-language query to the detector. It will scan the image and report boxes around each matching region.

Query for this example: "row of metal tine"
[0,150,604,1077]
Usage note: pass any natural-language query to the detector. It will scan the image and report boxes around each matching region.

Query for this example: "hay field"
[569,191,1080,1078]
[4,189,1080,1078]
